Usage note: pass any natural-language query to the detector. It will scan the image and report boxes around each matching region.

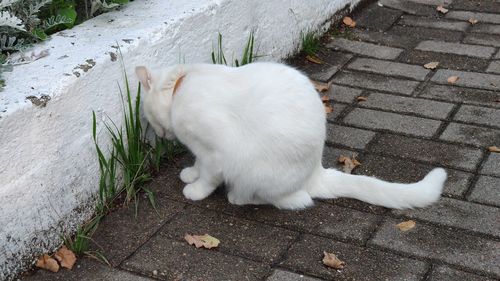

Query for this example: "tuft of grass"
[212,31,258,67]
[301,31,320,56]
[152,137,186,172]
[211,32,228,65]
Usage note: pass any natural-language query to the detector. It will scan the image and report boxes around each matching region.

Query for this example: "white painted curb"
[0,0,361,279]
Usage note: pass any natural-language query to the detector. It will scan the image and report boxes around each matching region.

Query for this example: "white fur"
[135,62,447,210]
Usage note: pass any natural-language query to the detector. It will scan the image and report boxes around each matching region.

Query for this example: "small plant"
[152,137,186,171]
[211,30,258,67]
[300,31,320,56]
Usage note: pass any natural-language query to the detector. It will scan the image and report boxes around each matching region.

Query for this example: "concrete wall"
[0,0,361,279]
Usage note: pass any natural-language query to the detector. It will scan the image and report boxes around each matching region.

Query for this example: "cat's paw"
[183,182,213,201]
[180,167,199,184]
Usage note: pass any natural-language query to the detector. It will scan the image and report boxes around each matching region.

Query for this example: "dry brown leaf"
[338,155,361,174]
[321,95,330,102]
[447,76,459,84]
[342,16,356,28]
[306,55,324,65]
[436,5,449,14]
[423,61,439,70]
[324,104,334,114]
[184,234,220,249]
[488,146,500,153]
[35,254,60,273]
[54,246,76,270]
[311,80,332,92]
[323,251,345,269]
[356,96,367,102]
[396,220,416,232]
[468,18,479,25]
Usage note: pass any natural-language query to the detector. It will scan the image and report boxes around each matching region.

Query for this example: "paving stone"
[379,0,437,16]
[326,124,376,149]
[440,122,500,147]
[419,84,500,108]
[266,270,321,281]
[496,50,500,59]
[327,38,403,59]
[464,33,500,47]
[327,103,347,122]
[454,104,500,128]
[447,11,500,24]
[353,3,403,31]
[330,197,389,215]
[406,0,452,6]
[415,40,496,58]
[370,218,500,278]
[358,93,454,119]
[389,26,463,43]
[332,71,420,95]
[159,206,297,263]
[392,197,500,237]
[429,265,495,281]
[398,50,490,72]
[325,84,363,104]
[486,60,500,74]
[292,51,353,82]
[245,202,381,245]
[343,108,442,137]
[355,153,473,198]
[22,258,155,281]
[481,153,500,177]
[347,58,429,80]
[469,176,500,207]
[281,234,428,281]
[122,237,270,281]
[89,195,185,266]
[451,0,500,13]
[399,15,469,31]
[351,29,420,49]
[473,23,500,35]
[431,69,500,91]
[370,134,483,171]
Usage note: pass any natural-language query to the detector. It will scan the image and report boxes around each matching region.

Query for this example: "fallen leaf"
[306,55,324,64]
[323,251,345,269]
[436,5,449,14]
[338,154,361,174]
[321,95,330,102]
[447,76,459,84]
[468,18,479,25]
[311,80,332,92]
[423,61,439,69]
[342,16,356,28]
[324,104,334,114]
[54,246,76,270]
[35,254,60,273]
[356,96,367,102]
[184,234,220,249]
[488,146,500,153]
[396,220,416,232]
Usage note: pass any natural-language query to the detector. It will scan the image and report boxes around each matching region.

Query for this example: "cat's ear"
[135,66,152,91]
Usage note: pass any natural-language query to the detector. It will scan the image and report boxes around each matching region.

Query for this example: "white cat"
[135,62,446,210]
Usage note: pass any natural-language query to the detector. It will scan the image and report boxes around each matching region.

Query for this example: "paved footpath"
[23,0,500,280]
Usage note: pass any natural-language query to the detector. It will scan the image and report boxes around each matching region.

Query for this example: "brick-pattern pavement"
[22,0,500,280]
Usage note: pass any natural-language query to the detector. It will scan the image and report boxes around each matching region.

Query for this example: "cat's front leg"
[182,159,222,201]
[180,159,199,184]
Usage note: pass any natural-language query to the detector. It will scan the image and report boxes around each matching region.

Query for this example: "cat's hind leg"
[269,190,313,210]
[183,157,222,201]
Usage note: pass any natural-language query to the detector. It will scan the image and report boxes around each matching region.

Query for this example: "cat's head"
[135,65,181,140]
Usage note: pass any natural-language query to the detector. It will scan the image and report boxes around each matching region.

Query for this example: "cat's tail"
[309,168,446,209]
